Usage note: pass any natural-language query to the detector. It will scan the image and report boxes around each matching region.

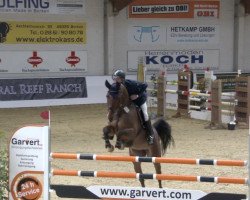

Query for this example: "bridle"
[107,83,131,116]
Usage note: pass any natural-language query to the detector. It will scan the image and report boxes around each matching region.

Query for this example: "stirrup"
[147,136,154,145]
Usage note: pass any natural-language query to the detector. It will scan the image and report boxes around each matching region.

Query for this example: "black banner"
[0,77,87,101]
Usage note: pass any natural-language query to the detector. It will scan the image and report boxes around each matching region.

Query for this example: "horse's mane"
[119,83,129,97]
[118,83,131,107]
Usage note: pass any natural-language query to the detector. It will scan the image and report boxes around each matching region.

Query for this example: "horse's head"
[105,80,121,111]
[105,80,130,121]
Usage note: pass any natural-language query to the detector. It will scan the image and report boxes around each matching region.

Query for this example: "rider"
[112,69,154,145]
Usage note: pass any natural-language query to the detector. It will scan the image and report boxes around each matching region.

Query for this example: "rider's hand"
[130,94,139,100]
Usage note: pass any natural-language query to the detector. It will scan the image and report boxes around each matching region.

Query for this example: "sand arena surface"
[0,104,248,199]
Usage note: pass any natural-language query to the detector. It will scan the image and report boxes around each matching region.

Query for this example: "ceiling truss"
[109,0,134,14]
[241,0,250,14]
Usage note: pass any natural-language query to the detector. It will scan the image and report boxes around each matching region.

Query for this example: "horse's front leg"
[102,125,115,152]
[116,128,136,148]
[114,128,129,150]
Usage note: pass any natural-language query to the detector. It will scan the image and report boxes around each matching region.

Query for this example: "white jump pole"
[44,110,51,200]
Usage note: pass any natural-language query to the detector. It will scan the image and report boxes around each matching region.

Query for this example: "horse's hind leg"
[149,135,163,188]
[154,163,162,188]
[129,149,146,187]
[133,162,145,187]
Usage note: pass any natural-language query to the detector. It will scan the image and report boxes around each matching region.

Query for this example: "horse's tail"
[153,118,174,155]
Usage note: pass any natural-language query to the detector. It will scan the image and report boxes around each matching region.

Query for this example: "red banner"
[128,0,220,19]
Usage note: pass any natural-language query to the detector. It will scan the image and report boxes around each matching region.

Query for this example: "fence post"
[173,71,190,117]
[157,71,166,117]
[235,76,250,129]
[137,57,145,82]
[207,79,224,129]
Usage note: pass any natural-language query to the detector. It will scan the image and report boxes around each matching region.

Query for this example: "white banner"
[167,25,219,45]
[127,49,219,72]
[0,0,85,15]
[0,50,87,74]
[87,185,207,200]
[9,125,49,200]
[128,24,219,45]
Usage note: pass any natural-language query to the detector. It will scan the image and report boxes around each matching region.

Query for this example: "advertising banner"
[127,49,219,72]
[128,0,220,19]
[0,77,87,101]
[0,51,87,73]
[0,21,86,44]
[128,25,166,45]
[128,24,219,45]
[167,25,219,45]
[9,125,49,200]
[0,0,85,15]
[196,72,250,92]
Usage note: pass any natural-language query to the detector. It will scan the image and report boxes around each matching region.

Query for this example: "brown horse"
[103,80,174,188]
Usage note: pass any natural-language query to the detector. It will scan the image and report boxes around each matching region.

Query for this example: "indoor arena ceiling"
[241,0,250,14]
[109,0,134,13]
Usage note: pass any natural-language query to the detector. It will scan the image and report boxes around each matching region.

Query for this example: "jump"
[103,79,174,188]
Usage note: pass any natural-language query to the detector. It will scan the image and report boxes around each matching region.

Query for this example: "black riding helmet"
[112,69,126,80]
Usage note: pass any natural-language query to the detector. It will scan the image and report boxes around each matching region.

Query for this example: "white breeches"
[140,102,149,121]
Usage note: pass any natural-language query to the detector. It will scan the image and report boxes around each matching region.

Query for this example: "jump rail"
[189,106,235,114]
[52,169,248,185]
[50,153,247,167]
[190,97,236,106]
[164,89,234,98]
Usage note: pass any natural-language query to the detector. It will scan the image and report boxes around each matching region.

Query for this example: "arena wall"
[0,0,250,108]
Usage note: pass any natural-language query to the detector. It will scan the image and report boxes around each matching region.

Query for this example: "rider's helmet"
[112,69,126,80]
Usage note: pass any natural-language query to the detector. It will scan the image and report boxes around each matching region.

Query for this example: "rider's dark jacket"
[123,79,148,106]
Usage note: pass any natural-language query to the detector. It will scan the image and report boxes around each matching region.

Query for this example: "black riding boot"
[145,120,154,145]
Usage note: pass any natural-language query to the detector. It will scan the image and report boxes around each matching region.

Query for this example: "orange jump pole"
[50,153,247,167]
[51,169,248,185]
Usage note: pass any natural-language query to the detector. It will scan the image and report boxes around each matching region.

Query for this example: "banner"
[128,0,220,19]
[128,25,166,45]
[167,25,219,45]
[0,0,85,15]
[128,24,219,45]
[127,49,219,72]
[0,21,86,44]
[9,125,49,200]
[0,51,87,73]
[196,72,250,92]
[0,77,87,101]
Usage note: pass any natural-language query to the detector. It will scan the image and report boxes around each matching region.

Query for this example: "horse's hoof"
[119,144,125,150]
[109,135,114,140]
[116,143,125,150]
[107,145,114,152]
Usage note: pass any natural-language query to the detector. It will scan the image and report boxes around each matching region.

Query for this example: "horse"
[102,80,174,188]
